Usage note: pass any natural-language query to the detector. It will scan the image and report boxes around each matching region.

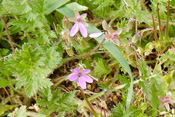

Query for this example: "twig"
[2,17,15,54]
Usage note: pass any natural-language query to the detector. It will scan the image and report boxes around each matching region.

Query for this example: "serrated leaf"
[110,103,125,117]
[15,106,27,117]
[37,89,77,115]
[5,44,61,97]
[94,58,110,77]
[138,60,151,77]
[0,78,10,88]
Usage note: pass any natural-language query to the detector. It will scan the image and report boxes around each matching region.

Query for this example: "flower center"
[112,34,118,39]
[77,18,82,22]
[78,72,82,77]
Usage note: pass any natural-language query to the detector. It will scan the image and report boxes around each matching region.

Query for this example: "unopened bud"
[62,16,69,30]
[66,47,74,56]
[127,18,134,29]
[131,32,141,43]
[67,35,73,43]
[102,20,108,30]
[80,38,89,49]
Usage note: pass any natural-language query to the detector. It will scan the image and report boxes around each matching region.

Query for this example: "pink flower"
[159,92,175,111]
[89,27,122,45]
[69,10,88,38]
[103,89,107,92]
[69,68,93,89]
[105,27,122,45]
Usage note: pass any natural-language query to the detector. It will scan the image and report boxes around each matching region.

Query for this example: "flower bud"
[80,38,89,49]
[62,16,69,30]
[102,20,108,30]
[127,18,134,29]
[131,32,141,43]
[66,47,74,56]
[67,35,73,43]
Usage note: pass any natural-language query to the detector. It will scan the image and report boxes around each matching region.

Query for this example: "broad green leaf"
[43,0,70,14]
[2,0,31,15]
[66,2,88,11]
[57,5,133,110]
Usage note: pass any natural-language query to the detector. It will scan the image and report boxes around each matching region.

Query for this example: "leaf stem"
[1,17,16,54]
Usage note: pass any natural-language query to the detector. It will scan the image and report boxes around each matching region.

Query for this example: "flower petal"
[89,32,104,38]
[74,10,80,17]
[77,78,86,89]
[105,34,111,39]
[73,68,80,73]
[114,28,122,35]
[69,17,77,22]
[82,75,93,83]
[80,13,87,20]
[82,69,90,74]
[69,74,78,81]
[164,103,170,112]
[70,22,79,37]
[79,22,87,37]
[108,26,114,34]
[112,38,119,45]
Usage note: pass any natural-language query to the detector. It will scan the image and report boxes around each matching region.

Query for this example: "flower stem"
[2,17,16,54]
[78,87,97,116]
[152,14,158,42]
[165,0,170,40]
[157,3,163,40]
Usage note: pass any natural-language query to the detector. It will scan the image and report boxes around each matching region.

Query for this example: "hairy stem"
[2,17,16,54]
[166,0,170,39]
[78,87,97,116]
[157,3,163,40]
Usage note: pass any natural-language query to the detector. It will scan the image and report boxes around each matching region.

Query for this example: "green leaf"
[66,2,88,11]
[2,0,31,15]
[94,58,111,77]
[138,60,151,77]
[0,78,10,88]
[0,105,18,116]
[43,0,70,14]
[5,44,61,97]
[110,103,125,117]
[15,106,27,117]
[37,89,77,115]
[57,5,133,110]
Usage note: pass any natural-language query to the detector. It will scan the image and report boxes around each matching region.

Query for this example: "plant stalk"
[152,14,158,42]
[2,17,16,54]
